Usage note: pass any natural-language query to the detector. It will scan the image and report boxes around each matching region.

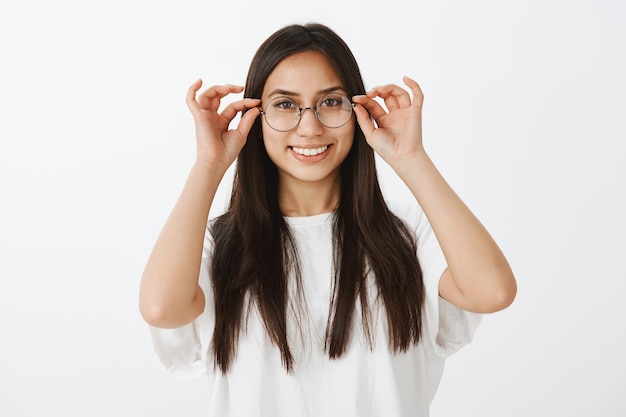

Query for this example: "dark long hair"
[210,23,424,373]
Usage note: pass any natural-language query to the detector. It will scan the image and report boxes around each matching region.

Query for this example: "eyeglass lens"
[262,94,353,132]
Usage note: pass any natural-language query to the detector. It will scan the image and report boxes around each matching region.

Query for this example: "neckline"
[285,211,333,226]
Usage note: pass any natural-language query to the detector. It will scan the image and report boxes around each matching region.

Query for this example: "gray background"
[1,0,624,415]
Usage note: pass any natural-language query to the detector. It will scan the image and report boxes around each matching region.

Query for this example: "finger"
[403,76,424,108]
[352,94,387,120]
[351,101,376,139]
[370,83,412,110]
[220,98,261,122]
[197,84,244,111]
[186,79,203,113]
[197,84,243,111]
[236,106,262,137]
[367,85,399,111]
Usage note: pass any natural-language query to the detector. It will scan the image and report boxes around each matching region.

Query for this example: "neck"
[278,176,340,217]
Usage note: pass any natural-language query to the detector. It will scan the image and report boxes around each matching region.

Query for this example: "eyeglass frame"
[258,93,356,132]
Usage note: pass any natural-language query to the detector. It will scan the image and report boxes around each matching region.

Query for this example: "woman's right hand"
[140,80,260,328]
[186,79,261,170]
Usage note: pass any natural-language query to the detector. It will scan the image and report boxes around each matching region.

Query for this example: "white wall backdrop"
[2,0,625,415]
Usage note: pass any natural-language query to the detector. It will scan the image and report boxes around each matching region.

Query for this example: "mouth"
[290,145,329,156]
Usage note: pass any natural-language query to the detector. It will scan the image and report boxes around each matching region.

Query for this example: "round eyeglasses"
[259,93,355,132]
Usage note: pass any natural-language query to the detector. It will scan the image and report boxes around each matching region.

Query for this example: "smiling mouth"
[290,145,329,156]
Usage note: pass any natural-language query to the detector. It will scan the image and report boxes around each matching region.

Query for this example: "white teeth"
[292,145,328,156]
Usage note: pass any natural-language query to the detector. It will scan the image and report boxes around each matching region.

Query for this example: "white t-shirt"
[149,199,481,417]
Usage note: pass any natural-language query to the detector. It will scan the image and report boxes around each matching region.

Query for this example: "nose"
[296,107,323,136]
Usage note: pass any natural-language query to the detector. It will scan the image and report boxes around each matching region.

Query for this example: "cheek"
[340,124,356,148]
[260,129,284,162]
[260,124,273,148]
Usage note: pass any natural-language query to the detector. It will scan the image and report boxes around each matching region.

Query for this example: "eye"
[271,97,298,111]
[319,95,344,108]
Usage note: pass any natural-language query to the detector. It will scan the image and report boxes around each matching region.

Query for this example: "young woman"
[140,22,516,416]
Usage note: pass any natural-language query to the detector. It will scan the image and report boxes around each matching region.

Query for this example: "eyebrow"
[266,85,346,97]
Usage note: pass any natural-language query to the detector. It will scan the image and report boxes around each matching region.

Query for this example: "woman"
[140,22,516,416]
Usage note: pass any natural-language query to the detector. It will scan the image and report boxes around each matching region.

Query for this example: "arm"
[139,80,260,328]
[353,77,516,313]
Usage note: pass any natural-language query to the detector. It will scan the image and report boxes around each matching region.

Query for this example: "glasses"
[259,93,355,132]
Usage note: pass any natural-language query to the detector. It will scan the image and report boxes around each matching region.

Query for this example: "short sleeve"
[148,229,215,378]
[390,198,482,358]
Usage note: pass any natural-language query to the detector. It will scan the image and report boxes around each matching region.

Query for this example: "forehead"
[262,51,344,99]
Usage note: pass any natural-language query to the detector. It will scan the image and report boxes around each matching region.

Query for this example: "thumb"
[353,104,376,142]
[237,105,261,137]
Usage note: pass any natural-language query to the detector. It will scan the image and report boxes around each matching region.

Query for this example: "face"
[260,51,355,190]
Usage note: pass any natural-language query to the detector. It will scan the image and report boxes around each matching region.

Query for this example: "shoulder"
[385,195,428,234]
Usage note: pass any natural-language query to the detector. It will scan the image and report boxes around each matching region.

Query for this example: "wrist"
[189,158,228,189]
[389,148,431,178]
[191,157,230,181]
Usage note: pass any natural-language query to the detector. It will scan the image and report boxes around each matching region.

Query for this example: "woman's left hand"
[355,77,517,314]
[352,76,425,167]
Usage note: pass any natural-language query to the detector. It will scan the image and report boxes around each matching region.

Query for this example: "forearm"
[139,160,226,327]
[393,151,516,313]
